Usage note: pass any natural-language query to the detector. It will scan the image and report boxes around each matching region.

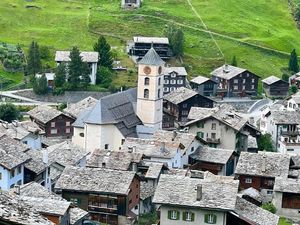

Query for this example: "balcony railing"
[281,131,300,136]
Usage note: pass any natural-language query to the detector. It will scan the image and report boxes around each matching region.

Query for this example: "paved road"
[0,89,38,103]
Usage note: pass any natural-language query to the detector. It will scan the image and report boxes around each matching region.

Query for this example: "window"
[168,210,179,220]
[197,122,204,128]
[170,87,176,91]
[17,166,21,174]
[51,122,55,127]
[158,78,161,85]
[252,78,255,83]
[17,180,22,185]
[247,73,249,77]
[164,87,169,92]
[144,89,149,99]
[243,79,245,84]
[158,89,161,98]
[245,178,252,183]
[70,198,81,206]
[50,129,58,134]
[197,132,204,139]
[164,79,169,84]
[211,123,216,130]
[23,141,28,145]
[66,128,71,134]
[183,103,188,108]
[191,147,194,152]
[234,85,238,90]
[251,85,255,90]
[183,211,194,221]
[121,139,125,145]
[171,72,177,78]
[66,121,71,126]
[10,170,15,178]
[79,133,84,137]
[234,79,238,84]
[211,133,216,139]
[177,79,183,85]
[287,149,294,152]
[182,110,189,116]
[242,85,245,90]
[170,80,176,84]
[105,144,109,150]
[205,214,217,224]
[0,172,2,180]
[10,184,15,189]
[267,190,273,195]
[144,77,150,85]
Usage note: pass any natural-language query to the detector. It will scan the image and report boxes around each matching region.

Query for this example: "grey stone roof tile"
[138,48,165,66]
[27,105,64,124]
[55,51,98,63]
[164,87,198,105]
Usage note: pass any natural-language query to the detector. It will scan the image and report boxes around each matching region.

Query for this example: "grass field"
[0,0,300,88]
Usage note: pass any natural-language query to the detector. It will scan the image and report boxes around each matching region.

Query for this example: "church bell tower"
[136,47,165,129]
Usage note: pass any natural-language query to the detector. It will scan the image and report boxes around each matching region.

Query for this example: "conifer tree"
[54,63,66,88]
[93,36,113,69]
[231,56,237,67]
[289,49,299,74]
[68,47,82,89]
[27,41,41,75]
[81,62,91,88]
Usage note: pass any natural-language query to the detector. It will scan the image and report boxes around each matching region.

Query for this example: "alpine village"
[2,0,300,225]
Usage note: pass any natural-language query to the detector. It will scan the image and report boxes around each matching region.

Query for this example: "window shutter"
[176,210,180,220]
[213,214,217,224]
[168,210,171,219]
[191,212,195,221]
[204,214,208,223]
[182,211,187,221]
[77,198,81,204]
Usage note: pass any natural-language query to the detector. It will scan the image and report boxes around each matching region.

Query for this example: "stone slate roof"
[18,182,88,224]
[271,110,300,125]
[287,91,300,104]
[187,104,249,131]
[234,197,279,225]
[190,146,234,165]
[153,130,196,152]
[87,149,143,171]
[164,87,198,105]
[55,51,99,63]
[64,96,98,119]
[261,75,283,85]
[235,152,290,178]
[27,105,64,124]
[274,177,300,194]
[0,121,41,141]
[0,134,30,170]
[55,166,136,195]
[211,64,248,80]
[24,149,47,174]
[190,75,217,85]
[45,141,89,167]
[153,174,239,210]
[0,192,55,225]
[70,207,89,225]
[163,67,187,76]
[133,36,169,44]
[80,88,142,137]
[122,137,181,159]
[138,48,165,66]
[144,161,164,179]
[239,187,262,203]
[140,181,156,200]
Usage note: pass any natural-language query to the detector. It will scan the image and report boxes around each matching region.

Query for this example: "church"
[72,48,164,152]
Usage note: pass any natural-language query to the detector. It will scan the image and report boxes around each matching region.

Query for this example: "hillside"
[0,0,300,88]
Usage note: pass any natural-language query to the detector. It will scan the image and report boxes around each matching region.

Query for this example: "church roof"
[139,48,165,66]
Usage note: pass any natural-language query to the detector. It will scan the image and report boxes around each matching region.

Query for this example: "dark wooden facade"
[30,114,74,138]
[61,176,140,225]
[263,80,289,98]
[130,43,170,59]
[211,71,259,97]
[190,79,218,97]
[163,94,214,128]
[238,175,274,191]
[282,193,300,209]
[163,73,186,95]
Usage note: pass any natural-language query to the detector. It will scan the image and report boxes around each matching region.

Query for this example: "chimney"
[12,120,18,127]
[196,184,202,201]
[42,149,49,164]
[132,146,136,153]
[172,130,177,141]
[14,185,20,195]
[223,64,229,73]
[262,155,266,172]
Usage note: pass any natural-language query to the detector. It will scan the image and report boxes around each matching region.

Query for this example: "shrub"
[262,203,277,214]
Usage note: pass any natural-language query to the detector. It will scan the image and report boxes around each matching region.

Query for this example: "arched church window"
[144,89,149,99]
[144,77,150,85]
[158,89,161,98]
[158,77,161,85]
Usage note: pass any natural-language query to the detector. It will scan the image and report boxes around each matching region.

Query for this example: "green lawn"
[0,0,300,88]
[279,218,293,225]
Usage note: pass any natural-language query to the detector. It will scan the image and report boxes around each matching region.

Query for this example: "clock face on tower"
[158,66,162,74]
[143,66,151,75]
